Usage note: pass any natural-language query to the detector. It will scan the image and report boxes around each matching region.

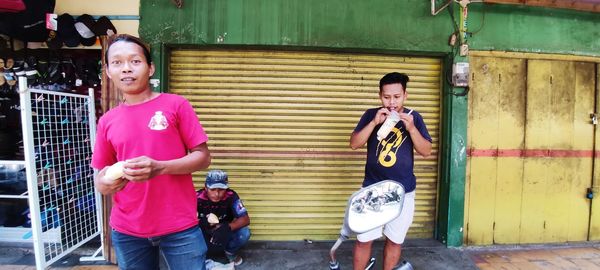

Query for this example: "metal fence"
[19,78,102,269]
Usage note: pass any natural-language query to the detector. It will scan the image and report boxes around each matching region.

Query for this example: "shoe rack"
[0,47,103,244]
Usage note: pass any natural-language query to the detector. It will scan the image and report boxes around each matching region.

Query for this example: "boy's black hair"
[379,72,410,93]
[104,34,152,65]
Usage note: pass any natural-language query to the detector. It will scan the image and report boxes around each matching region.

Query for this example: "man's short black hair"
[104,34,152,65]
[379,72,410,93]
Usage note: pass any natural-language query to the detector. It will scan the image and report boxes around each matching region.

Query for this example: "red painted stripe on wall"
[468,148,594,158]
[212,150,438,160]
[212,150,365,158]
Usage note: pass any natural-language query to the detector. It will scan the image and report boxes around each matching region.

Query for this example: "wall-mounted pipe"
[432,0,453,15]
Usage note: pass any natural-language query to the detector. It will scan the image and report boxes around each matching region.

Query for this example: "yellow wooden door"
[466,56,595,245]
[169,49,442,240]
[466,56,527,245]
[521,60,594,243]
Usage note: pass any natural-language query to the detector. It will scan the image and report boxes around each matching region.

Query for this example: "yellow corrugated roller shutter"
[169,49,441,240]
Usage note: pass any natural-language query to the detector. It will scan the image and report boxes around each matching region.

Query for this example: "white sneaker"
[225,252,243,266]
[205,259,234,270]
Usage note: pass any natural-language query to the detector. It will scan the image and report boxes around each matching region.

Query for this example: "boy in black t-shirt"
[197,170,250,266]
[349,72,432,270]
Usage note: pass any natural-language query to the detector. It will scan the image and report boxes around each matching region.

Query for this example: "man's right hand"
[95,166,128,195]
[373,107,391,125]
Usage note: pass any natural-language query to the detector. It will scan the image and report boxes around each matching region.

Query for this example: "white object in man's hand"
[207,213,219,224]
[104,161,125,183]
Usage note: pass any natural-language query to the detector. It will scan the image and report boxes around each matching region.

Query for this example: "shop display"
[0,48,103,246]
[0,3,120,267]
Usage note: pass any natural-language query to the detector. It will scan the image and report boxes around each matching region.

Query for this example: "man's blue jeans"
[112,225,207,270]
[225,226,251,254]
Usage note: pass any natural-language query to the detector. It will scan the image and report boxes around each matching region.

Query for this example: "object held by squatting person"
[207,213,219,224]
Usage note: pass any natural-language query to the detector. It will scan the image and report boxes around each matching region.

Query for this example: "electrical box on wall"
[452,62,470,87]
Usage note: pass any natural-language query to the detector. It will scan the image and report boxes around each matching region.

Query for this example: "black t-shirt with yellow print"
[353,107,431,193]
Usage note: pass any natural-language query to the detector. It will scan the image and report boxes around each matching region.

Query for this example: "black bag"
[205,223,232,255]
[0,0,55,42]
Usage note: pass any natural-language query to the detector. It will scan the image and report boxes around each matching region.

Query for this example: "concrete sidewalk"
[237,239,477,270]
[0,238,477,270]
[6,238,600,269]
[6,239,600,269]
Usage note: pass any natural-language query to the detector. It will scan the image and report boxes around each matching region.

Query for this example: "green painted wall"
[139,0,456,78]
[141,0,453,50]
[467,4,600,56]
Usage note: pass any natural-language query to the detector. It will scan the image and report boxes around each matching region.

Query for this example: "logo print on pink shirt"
[148,111,169,130]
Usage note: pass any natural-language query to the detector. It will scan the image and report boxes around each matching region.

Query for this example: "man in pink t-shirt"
[92,34,211,270]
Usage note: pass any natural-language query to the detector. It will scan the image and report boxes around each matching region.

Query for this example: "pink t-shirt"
[91,93,208,237]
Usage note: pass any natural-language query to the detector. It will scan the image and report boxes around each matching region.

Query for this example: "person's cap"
[205,170,229,189]
[57,13,80,47]
[74,14,97,46]
[92,16,117,37]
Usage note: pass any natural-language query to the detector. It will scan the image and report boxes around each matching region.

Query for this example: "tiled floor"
[469,246,600,270]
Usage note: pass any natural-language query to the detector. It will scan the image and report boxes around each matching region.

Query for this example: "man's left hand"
[122,156,165,182]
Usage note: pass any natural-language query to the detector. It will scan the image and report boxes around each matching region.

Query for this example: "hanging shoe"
[46,58,62,85]
[37,59,49,88]
[24,66,40,87]
[84,58,101,86]
[5,57,14,69]
[60,58,77,91]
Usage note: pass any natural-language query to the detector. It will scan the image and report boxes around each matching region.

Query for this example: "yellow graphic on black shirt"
[377,127,408,167]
